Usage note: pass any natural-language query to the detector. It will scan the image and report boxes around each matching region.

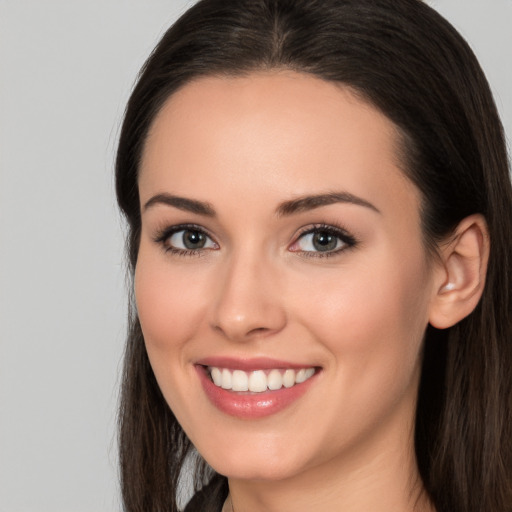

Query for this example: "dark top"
[183,474,229,512]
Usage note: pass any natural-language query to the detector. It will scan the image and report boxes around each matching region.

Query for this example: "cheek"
[134,245,208,362]
[133,245,216,430]
[288,250,432,457]
[298,245,432,388]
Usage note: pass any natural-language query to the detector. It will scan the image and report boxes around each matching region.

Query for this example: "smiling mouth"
[206,366,317,393]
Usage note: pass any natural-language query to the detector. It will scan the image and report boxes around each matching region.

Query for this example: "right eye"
[156,226,218,255]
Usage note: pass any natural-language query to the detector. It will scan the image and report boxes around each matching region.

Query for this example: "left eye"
[291,228,354,254]
[166,229,217,251]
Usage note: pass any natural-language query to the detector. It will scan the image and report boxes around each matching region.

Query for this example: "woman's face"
[135,72,441,481]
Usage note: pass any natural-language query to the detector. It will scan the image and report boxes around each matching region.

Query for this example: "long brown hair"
[116,1,512,510]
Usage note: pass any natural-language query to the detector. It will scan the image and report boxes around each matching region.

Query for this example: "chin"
[211,458,300,481]
[198,435,311,481]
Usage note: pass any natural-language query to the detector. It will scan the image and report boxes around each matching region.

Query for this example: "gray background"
[0,1,510,511]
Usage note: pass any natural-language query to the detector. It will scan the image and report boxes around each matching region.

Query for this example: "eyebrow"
[276,192,380,216]
[143,193,216,216]
[142,190,380,217]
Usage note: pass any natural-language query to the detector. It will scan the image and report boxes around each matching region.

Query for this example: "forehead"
[139,71,419,220]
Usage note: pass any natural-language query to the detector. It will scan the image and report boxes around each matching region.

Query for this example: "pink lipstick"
[195,358,319,419]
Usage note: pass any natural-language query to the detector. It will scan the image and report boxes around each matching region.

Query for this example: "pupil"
[183,230,205,249]
[313,232,337,251]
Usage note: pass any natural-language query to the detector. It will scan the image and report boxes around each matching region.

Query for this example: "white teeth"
[221,368,232,390]
[248,370,267,392]
[211,367,222,386]
[295,368,307,384]
[232,370,249,391]
[267,369,283,390]
[283,369,295,388]
[207,366,316,393]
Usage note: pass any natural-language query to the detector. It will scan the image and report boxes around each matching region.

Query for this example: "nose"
[210,252,287,342]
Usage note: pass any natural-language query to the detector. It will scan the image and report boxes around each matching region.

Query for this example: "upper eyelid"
[290,223,358,254]
[153,223,216,242]
[294,223,356,241]
[154,224,219,256]
[152,222,357,250]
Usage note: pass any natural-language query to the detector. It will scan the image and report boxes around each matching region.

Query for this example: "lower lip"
[196,366,319,419]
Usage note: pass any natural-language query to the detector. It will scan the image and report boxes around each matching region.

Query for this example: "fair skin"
[135,71,488,512]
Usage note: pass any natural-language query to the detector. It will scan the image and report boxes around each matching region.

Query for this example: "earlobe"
[429,214,490,329]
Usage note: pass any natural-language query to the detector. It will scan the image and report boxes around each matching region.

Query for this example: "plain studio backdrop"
[0,1,510,511]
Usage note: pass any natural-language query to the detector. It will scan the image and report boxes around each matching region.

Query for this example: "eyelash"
[153,223,358,258]
[290,223,358,259]
[153,224,218,257]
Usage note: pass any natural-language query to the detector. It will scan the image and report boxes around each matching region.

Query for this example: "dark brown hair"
[116,1,512,510]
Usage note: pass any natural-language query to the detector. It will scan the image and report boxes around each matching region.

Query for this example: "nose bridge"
[210,246,286,341]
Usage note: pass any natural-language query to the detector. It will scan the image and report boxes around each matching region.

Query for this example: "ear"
[429,214,490,329]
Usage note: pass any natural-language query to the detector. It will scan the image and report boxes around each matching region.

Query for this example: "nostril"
[211,321,283,341]
[248,327,268,335]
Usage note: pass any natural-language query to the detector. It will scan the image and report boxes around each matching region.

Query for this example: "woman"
[116,0,512,511]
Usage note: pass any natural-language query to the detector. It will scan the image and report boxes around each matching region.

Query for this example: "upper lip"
[195,356,318,372]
